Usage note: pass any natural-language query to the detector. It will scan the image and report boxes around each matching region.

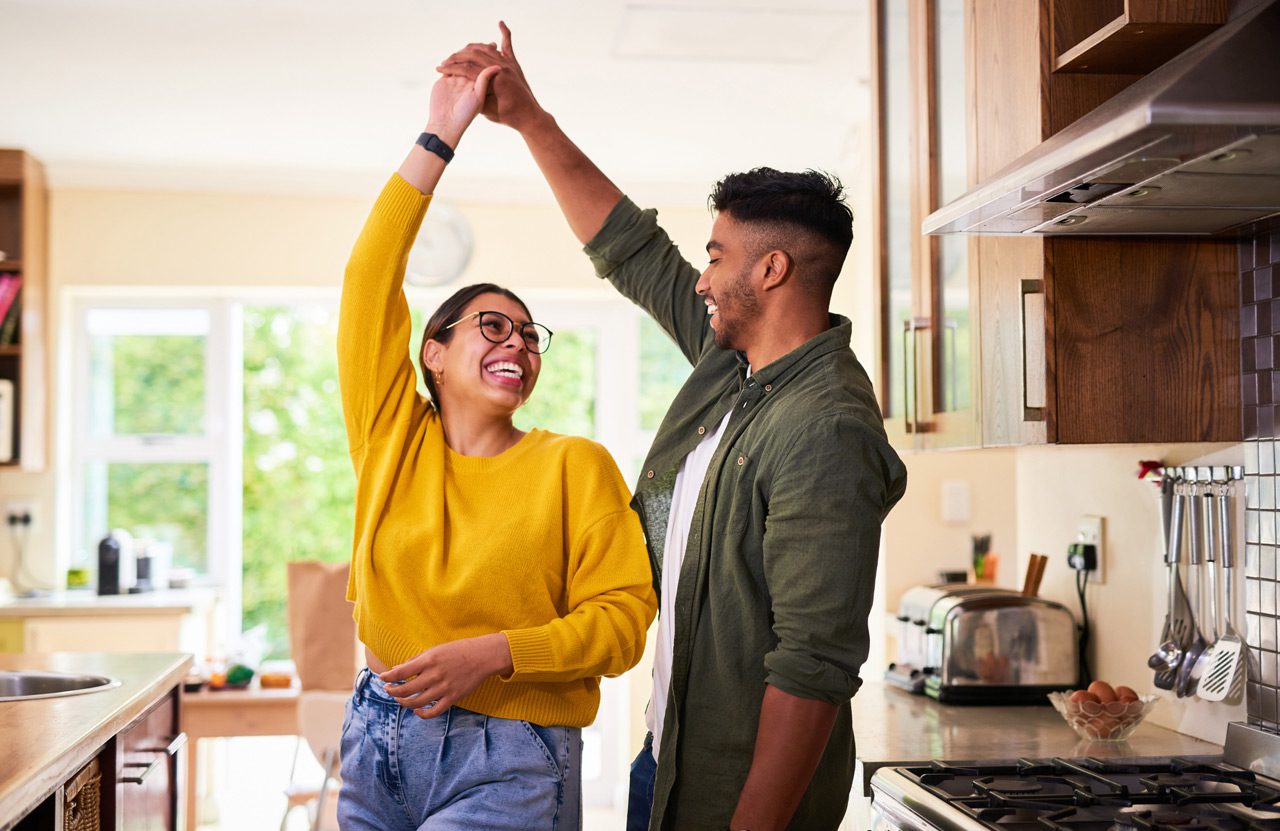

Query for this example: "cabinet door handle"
[1020,279,1047,422]
[120,758,163,785]
[140,733,188,756]
[903,317,934,434]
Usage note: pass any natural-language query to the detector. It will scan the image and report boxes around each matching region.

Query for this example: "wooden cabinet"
[9,685,185,831]
[872,0,981,449]
[1051,0,1227,74]
[116,690,184,831]
[968,0,1240,446]
[0,149,47,470]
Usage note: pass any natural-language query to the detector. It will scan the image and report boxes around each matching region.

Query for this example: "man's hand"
[438,22,546,133]
[378,633,514,719]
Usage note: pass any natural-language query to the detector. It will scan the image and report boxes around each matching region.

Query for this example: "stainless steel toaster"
[886,583,1080,704]
[923,587,1079,704]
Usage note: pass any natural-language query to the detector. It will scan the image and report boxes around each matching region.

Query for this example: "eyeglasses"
[443,310,554,354]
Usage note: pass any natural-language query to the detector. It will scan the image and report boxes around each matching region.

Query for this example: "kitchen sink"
[0,670,121,702]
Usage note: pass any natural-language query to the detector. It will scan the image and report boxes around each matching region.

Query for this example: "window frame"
[65,293,244,641]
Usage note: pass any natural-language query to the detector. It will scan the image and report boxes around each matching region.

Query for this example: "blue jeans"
[338,668,582,830]
[626,732,657,831]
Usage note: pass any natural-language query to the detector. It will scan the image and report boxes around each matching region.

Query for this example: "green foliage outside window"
[92,334,205,435]
[242,306,354,657]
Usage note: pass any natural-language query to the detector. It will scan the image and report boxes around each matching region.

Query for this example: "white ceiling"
[0,0,870,202]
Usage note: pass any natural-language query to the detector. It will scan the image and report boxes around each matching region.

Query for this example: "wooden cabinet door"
[116,689,184,831]
[873,0,980,449]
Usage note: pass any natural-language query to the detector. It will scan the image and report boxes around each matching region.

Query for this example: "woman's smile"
[483,357,526,389]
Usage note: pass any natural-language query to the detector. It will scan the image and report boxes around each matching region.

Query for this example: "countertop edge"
[0,653,192,830]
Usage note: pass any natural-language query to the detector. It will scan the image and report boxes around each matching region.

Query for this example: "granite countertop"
[0,652,191,828]
[0,587,219,617]
[851,682,1223,794]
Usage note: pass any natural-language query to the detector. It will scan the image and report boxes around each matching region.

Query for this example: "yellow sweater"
[337,175,657,728]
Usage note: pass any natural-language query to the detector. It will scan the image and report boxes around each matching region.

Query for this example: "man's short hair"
[709,167,854,292]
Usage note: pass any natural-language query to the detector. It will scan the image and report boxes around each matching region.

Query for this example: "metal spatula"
[1198,480,1245,702]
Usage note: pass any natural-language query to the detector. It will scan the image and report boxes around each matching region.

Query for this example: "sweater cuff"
[501,626,557,679]
[378,173,433,229]
[583,196,657,278]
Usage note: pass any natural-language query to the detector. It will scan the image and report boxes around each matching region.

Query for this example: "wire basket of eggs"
[1048,681,1157,741]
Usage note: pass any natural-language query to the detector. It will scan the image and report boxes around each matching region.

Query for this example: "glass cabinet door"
[931,0,974,422]
[874,0,978,447]
[877,0,917,432]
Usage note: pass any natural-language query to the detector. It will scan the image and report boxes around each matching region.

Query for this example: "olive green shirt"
[585,197,908,830]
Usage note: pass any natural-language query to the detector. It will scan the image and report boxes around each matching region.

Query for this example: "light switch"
[941,480,971,525]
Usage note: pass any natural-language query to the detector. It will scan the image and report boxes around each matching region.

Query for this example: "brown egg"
[1069,689,1100,705]
[1084,715,1120,740]
[1088,680,1118,703]
[1115,685,1139,702]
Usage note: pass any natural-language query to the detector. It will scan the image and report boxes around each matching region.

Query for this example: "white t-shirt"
[648,408,734,761]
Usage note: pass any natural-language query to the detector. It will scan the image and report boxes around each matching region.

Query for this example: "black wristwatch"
[416,132,455,163]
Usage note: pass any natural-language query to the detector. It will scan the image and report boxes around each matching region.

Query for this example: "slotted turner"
[1197,480,1244,701]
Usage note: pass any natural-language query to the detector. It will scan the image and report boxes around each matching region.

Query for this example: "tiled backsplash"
[1241,231,1280,730]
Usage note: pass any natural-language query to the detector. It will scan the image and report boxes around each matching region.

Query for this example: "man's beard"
[711,266,760,350]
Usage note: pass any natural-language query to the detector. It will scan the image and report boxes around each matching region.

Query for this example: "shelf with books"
[0,149,46,470]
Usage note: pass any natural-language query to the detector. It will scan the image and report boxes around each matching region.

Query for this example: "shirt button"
[697,426,706,435]
[764,384,772,392]
[737,456,745,466]
[646,470,655,479]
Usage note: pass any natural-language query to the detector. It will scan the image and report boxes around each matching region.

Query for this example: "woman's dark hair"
[420,282,531,409]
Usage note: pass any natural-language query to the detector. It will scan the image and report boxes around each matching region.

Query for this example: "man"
[441,26,907,831]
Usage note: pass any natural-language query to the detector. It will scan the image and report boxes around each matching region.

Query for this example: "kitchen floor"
[196,736,626,830]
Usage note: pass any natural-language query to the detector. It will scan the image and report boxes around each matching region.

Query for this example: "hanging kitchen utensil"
[1176,479,1210,698]
[1198,479,1245,701]
[1151,479,1193,690]
[1187,481,1222,695]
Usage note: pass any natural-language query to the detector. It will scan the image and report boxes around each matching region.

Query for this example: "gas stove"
[871,757,1280,831]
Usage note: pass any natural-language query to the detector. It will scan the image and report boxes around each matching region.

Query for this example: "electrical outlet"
[1077,515,1104,583]
[3,500,37,532]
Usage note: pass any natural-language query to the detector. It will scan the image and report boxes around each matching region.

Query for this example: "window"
[70,302,242,629]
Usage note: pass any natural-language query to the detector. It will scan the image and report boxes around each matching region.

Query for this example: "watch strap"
[416,132,455,164]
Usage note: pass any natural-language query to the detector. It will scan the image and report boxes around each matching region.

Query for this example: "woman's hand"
[423,64,501,150]
[378,633,514,718]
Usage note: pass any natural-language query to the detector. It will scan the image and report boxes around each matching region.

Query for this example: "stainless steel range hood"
[924,0,1280,237]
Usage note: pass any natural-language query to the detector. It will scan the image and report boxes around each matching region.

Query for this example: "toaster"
[887,584,1080,704]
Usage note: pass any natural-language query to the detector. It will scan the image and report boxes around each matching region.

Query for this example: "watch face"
[406,202,474,287]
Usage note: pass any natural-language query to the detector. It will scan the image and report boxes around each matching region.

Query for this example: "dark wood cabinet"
[965,0,1241,446]
[9,686,185,831]
[116,689,184,831]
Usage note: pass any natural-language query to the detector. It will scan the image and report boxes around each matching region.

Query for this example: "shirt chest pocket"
[708,445,762,540]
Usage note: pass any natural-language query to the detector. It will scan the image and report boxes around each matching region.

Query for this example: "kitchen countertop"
[0,587,219,617]
[0,652,192,828]
[851,682,1223,795]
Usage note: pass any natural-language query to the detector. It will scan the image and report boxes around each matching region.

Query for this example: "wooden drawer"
[116,689,185,831]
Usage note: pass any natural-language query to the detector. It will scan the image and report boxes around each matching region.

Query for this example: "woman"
[336,66,657,831]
